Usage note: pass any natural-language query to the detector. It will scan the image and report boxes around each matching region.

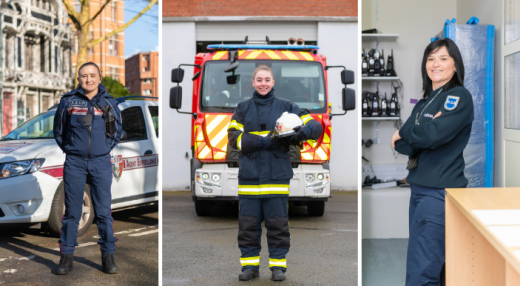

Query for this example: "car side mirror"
[172,68,185,83]
[341,70,355,85]
[170,86,182,109]
[119,130,128,143]
[342,88,356,111]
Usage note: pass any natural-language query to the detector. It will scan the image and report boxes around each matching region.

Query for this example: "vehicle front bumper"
[193,164,331,200]
[0,172,60,223]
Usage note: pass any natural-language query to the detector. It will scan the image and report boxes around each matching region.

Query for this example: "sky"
[123,0,159,58]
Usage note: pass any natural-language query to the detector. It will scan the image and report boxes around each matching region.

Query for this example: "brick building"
[69,0,125,83]
[1,0,74,136]
[125,51,158,97]
[161,0,359,190]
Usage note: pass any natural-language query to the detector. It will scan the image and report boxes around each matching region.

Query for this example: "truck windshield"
[2,111,55,140]
[200,60,327,113]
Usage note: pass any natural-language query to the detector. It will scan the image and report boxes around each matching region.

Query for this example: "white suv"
[0,97,159,237]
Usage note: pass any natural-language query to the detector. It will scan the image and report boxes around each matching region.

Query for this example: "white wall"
[318,22,359,190]
[361,0,457,167]
[161,22,196,191]
[456,0,503,187]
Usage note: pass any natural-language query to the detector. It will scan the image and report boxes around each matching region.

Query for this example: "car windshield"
[200,60,327,113]
[2,111,55,140]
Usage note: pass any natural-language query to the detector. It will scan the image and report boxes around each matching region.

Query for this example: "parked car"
[0,96,159,237]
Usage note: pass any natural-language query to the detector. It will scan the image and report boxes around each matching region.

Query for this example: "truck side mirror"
[119,130,128,143]
[342,88,355,111]
[172,68,185,83]
[170,86,182,109]
[341,70,355,85]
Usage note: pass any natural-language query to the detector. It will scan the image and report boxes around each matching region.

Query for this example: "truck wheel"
[194,198,212,216]
[307,201,325,216]
[47,182,94,237]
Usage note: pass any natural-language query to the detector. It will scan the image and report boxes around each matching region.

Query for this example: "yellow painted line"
[246,50,263,59]
[282,51,299,60]
[212,51,227,60]
[264,50,281,60]
[299,52,314,61]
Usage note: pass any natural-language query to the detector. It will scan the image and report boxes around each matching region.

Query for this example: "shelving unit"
[362,34,399,42]
[362,76,399,81]
[362,117,399,121]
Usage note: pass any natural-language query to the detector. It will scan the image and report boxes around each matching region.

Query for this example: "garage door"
[195,21,317,42]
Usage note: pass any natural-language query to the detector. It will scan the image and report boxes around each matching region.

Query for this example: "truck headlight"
[211,173,221,182]
[305,174,315,184]
[0,159,45,179]
[202,173,209,180]
[305,173,330,188]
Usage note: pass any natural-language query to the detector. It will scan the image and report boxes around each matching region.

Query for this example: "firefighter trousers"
[238,197,290,272]
[59,154,117,255]
[406,185,446,286]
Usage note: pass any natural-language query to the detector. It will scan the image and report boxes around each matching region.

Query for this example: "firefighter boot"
[102,253,120,274]
[272,269,286,281]
[55,254,74,275]
[238,269,259,281]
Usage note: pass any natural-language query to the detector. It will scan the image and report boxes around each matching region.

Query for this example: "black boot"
[272,269,286,281]
[101,253,120,274]
[55,254,74,275]
[238,269,259,281]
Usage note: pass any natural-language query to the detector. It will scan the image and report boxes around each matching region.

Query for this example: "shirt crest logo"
[444,95,460,111]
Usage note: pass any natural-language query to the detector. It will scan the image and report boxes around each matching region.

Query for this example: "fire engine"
[170,37,355,216]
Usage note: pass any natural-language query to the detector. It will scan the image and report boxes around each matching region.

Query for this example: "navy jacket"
[227,89,322,197]
[394,85,473,188]
[53,84,122,159]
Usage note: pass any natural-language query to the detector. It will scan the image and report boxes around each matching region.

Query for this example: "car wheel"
[47,182,95,237]
[194,198,212,216]
[307,201,325,216]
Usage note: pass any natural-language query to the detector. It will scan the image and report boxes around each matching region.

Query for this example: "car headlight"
[0,159,45,179]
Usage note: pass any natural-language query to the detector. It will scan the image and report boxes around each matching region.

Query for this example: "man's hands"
[290,126,309,142]
[391,130,401,149]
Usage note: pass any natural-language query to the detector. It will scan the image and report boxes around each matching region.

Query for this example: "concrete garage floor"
[162,191,358,286]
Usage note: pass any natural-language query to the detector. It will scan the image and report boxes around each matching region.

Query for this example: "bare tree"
[61,0,158,75]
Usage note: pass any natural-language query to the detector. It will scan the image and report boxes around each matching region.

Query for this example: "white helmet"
[274,112,303,138]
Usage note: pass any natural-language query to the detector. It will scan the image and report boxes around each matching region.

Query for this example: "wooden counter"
[446,188,520,285]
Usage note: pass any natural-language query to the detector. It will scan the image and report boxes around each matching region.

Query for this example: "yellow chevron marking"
[212,51,227,60]
[316,147,327,160]
[238,50,245,56]
[299,52,314,61]
[282,51,299,60]
[210,125,229,147]
[323,133,330,144]
[214,152,226,160]
[264,50,281,60]
[246,50,263,59]
[206,115,227,134]
[199,146,211,159]
[302,153,313,160]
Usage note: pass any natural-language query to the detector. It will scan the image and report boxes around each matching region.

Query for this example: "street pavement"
[0,203,158,286]
[162,191,358,286]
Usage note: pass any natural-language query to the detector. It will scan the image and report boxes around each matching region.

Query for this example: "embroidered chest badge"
[444,95,460,111]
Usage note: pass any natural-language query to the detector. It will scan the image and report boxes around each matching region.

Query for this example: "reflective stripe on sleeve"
[241,256,260,266]
[269,258,287,268]
[301,114,313,124]
[228,120,244,131]
[238,184,290,195]
[237,133,243,150]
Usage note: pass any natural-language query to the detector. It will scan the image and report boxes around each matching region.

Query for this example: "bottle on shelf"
[381,93,388,117]
[362,49,368,77]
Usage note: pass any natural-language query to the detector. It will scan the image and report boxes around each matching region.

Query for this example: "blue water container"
[432,17,495,188]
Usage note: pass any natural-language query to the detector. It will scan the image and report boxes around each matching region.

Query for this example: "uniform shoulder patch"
[444,95,460,111]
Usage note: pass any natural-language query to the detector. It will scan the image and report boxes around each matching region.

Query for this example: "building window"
[17,37,21,68]
[40,36,45,72]
[24,37,35,71]
[48,40,51,72]
[143,78,151,83]
[143,90,151,95]
[55,46,59,73]
[110,67,119,81]
[111,1,116,21]
[74,0,80,13]
[109,36,118,55]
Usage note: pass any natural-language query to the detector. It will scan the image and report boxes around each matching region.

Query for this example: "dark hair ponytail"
[76,62,102,89]
[421,38,465,99]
